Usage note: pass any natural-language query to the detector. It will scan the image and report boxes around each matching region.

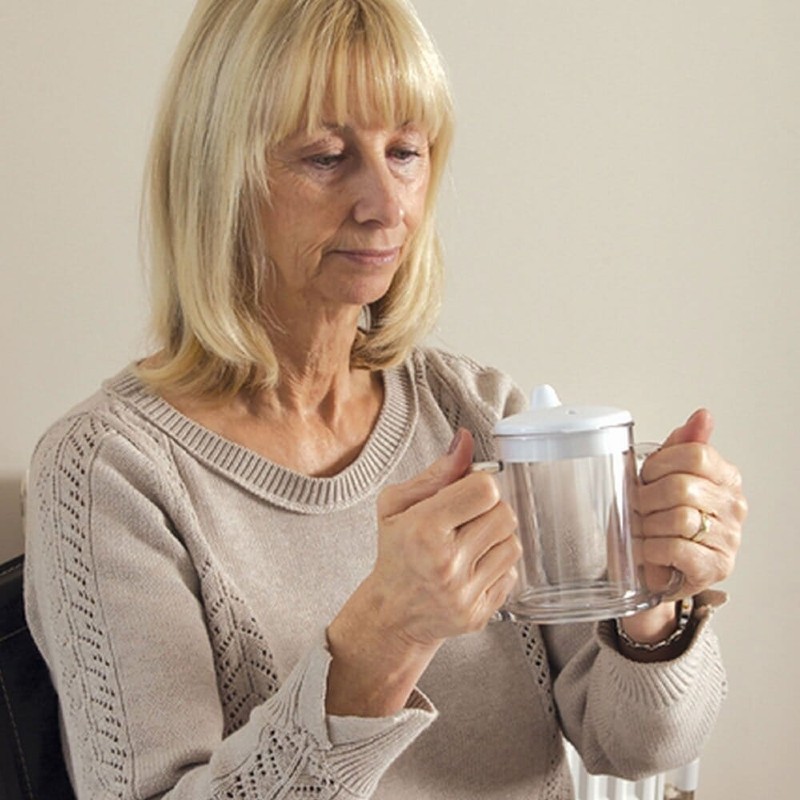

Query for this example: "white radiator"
[565,740,699,800]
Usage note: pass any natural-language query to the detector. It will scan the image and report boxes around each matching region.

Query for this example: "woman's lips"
[332,247,401,266]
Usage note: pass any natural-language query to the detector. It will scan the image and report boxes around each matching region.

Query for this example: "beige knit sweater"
[24,347,727,799]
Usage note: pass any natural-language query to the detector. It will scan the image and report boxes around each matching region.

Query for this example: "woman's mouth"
[332,247,401,266]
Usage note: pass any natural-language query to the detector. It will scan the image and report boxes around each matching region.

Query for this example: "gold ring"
[691,510,713,543]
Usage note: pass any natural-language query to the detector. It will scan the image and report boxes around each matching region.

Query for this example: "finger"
[472,533,522,587]
[637,506,718,542]
[629,535,679,594]
[455,501,518,569]
[462,538,522,626]
[660,408,714,449]
[637,506,703,540]
[637,535,737,593]
[381,470,503,557]
[378,428,474,519]
[413,471,502,536]
[637,505,742,557]
[640,442,739,488]
[634,472,724,516]
[481,567,519,619]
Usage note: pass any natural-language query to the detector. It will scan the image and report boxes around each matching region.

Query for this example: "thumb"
[378,428,475,518]
[661,408,715,448]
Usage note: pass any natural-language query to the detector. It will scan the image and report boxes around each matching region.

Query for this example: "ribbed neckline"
[104,360,418,515]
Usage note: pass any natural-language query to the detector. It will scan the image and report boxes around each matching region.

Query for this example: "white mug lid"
[494,384,633,462]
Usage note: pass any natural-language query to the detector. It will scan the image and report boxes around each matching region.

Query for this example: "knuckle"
[497,500,517,530]
[722,459,744,490]
[676,505,697,533]
[496,532,523,565]
[510,535,524,562]
[455,585,475,613]
[469,472,501,506]
[677,475,706,510]
[693,443,713,475]
[722,524,742,555]
[663,471,688,499]
[431,556,456,586]
[732,494,749,522]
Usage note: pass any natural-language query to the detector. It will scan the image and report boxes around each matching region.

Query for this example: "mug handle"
[470,461,503,475]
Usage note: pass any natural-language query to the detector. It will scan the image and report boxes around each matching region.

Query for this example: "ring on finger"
[690,510,714,543]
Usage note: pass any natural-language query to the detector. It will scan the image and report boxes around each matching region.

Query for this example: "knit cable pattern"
[33,415,131,798]
[514,622,574,800]
[196,557,282,737]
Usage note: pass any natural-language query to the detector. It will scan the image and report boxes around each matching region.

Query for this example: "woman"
[24,0,746,798]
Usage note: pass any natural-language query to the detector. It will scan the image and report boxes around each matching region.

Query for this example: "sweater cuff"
[264,637,437,797]
[327,687,435,745]
[595,589,728,705]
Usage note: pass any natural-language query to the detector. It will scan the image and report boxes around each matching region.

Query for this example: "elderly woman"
[24,0,745,798]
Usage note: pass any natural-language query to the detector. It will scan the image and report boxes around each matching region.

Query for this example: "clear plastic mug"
[474,386,682,624]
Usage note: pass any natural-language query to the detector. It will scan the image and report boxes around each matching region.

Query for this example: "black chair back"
[0,555,76,799]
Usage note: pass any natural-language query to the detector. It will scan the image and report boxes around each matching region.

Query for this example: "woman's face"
[262,117,431,319]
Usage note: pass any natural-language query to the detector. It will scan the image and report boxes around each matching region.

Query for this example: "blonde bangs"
[262,0,451,149]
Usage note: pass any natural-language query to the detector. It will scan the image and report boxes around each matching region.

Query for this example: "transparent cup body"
[491,439,676,623]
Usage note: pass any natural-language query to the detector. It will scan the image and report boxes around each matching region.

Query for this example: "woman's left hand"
[635,409,747,599]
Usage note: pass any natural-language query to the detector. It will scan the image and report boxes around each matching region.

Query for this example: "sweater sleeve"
[24,412,434,800]
[544,595,727,779]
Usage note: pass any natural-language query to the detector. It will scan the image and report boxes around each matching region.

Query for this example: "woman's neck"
[263,306,363,417]
[230,363,384,477]
[160,309,384,476]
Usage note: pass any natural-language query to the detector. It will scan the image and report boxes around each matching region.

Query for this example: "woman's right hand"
[326,428,520,716]
[371,428,520,644]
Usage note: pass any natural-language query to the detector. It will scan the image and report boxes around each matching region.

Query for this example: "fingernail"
[447,429,463,455]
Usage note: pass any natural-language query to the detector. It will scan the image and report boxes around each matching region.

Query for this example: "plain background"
[1,1,797,797]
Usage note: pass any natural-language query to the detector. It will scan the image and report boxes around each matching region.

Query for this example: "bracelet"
[615,597,695,652]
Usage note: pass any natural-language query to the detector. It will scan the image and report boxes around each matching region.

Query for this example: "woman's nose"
[351,161,403,228]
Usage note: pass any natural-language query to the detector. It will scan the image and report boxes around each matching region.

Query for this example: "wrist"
[616,597,694,661]
[620,599,680,643]
[326,579,440,717]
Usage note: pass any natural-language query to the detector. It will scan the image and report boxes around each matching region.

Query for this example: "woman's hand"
[621,409,747,652]
[636,409,746,598]
[326,428,520,716]
[369,427,521,644]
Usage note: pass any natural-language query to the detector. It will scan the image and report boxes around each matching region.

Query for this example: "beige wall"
[2,2,798,797]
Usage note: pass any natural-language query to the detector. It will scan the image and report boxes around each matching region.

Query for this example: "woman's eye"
[307,153,345,170]
[390,147,421,163]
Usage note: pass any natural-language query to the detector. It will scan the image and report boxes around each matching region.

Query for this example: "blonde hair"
[138,0,454,399]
